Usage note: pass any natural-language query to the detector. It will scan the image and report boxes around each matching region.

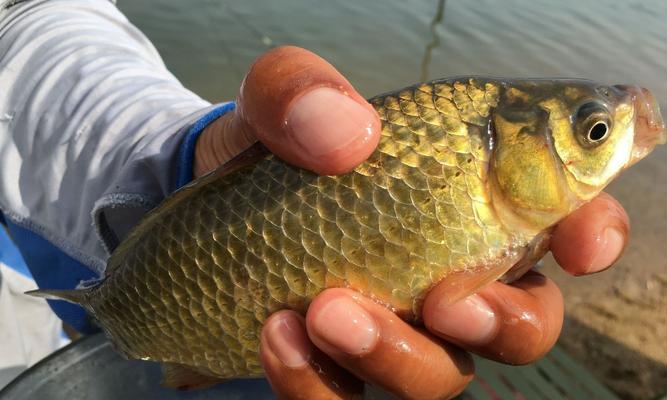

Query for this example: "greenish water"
[118,0,667,105]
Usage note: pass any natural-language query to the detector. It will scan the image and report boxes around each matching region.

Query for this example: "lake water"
[119,0,667,104]
[117,0,667,397]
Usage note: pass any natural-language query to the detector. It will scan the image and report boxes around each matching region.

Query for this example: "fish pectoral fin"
[161,363,225,391]
[430,248,526,307]
[499,231,551,284]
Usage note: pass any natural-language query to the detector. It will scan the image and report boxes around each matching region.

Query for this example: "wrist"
[175,102,236,187]
[194,112,256,178]
[193,114,228,178]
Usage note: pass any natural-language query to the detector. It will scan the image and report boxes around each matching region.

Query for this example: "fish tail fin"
[25,286,94,307]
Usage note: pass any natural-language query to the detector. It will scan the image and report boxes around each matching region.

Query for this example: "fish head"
[489,79,664,231]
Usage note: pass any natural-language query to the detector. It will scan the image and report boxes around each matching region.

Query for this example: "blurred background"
[116,0,667,398]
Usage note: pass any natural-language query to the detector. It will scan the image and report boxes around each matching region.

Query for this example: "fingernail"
[312,296,378,355]
[286,87,376,159]
[266,313,311,368]
[588,227,625,273]
[430,294,496,346]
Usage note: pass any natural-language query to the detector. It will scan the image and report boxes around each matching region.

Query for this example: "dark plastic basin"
[0,333,275,400]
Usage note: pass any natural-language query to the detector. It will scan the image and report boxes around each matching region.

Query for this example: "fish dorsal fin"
[105,142,271,275]
[161,363,225,391]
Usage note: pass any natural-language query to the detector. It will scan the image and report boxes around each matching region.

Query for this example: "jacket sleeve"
[0,0,231,275]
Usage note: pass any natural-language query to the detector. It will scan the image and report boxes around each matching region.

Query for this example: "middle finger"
[306,288,474,400]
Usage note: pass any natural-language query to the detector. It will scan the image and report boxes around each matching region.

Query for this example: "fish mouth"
[614,85,666,165]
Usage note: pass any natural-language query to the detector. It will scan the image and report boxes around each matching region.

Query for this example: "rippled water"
[118,0,667,106]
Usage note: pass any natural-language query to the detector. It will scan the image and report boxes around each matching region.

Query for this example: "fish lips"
[614,85,666,165]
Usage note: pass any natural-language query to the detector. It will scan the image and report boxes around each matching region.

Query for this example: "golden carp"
[30,77,665,388]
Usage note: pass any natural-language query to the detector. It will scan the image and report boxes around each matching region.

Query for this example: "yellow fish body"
[32,77,665,387]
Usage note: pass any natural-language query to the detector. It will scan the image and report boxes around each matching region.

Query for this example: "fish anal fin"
[161,363,225,391]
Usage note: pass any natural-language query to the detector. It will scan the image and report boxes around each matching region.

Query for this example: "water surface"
[119,0,667,104]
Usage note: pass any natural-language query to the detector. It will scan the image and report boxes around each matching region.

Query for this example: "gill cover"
[493,104,565,225]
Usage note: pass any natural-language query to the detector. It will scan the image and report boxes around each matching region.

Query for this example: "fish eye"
[575,102,612,147]
[588,121,609,142]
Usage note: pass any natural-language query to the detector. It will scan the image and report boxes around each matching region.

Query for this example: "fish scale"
[83,78,510,378]
[30,77,662,385]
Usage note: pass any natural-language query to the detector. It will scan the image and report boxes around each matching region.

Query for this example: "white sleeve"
[0,0,220,273]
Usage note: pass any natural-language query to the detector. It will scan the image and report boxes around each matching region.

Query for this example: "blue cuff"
[175,101,236,188]
[2,219,99,334]
[0,223,33,280]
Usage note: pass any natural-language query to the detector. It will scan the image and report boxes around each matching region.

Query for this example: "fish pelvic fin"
[25,287,92,306]
[161,363,226,391]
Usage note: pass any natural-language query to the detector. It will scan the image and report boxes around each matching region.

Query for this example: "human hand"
[195,46,629,400]
[194,46,380,177]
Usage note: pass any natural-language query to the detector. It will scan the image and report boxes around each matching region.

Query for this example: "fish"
[29,77,665,389]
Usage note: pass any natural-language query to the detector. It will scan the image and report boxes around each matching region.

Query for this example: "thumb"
[194,46,381,177]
